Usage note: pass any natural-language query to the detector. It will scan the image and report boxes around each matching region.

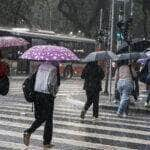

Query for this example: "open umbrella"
[117,38,150,54]
[20,45,80,61]
[0,36,29,49]
[115,52,147,61]
[82,51,117,62]
[137,49,150,64]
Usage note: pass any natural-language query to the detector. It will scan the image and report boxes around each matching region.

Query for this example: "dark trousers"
[25,93,54,145]
[84,91,99,118]
[146,84,150,104]
[146,93,150,103]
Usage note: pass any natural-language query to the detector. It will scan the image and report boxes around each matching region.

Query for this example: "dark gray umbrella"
[118,38,150,53]
[115,52,147,61]
[82,51,117,62]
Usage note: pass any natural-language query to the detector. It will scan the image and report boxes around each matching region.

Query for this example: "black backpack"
[0,76,9,95]
[22,73,36,102]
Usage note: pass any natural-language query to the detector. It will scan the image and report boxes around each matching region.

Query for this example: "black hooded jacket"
[81,62,105,92]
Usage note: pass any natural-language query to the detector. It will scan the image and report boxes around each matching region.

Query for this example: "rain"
[0,0,149,150]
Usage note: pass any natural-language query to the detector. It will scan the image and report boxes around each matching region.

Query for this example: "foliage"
[0,0,149,38]
[58,0,110,37]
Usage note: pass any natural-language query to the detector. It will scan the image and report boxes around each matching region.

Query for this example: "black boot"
[80,110,86,119]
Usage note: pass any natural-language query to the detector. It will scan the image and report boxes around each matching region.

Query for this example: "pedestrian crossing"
[0,95,149,150]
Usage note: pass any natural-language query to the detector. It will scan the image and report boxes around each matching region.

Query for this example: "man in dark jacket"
[80,61,105,119]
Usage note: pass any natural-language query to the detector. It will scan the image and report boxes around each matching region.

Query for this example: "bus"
[0,27,96,78]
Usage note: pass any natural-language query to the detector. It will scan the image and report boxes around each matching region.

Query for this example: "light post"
[109,0,115,101]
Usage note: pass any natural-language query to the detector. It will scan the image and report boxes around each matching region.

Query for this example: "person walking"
[115,60,136,117]
[0,53,10,95]
[80,61,105,119]
[23,62,60,148]
[144,59,150,107]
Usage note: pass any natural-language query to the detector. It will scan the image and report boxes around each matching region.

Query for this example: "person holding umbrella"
[21,45,79,148]
[115,60,137,117]
[23,61,60,148]
[80,61,105,120]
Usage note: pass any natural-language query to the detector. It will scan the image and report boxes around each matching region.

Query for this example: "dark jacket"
[81,62,105,92]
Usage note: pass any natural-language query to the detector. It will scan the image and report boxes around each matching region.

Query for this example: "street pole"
[109,0,115,101]
[123,0,126,21]
[99,9,103,49]
[130,0,133,17]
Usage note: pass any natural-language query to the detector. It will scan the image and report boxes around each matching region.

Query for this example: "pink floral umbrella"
[0,36,29,49]
[20,45,80,61]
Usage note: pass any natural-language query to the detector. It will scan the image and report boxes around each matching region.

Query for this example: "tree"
[58,0,110,37]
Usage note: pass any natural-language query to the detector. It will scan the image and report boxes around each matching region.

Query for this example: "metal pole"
[130,0,133,17]
[123,0,126,21]
[99,9,103,49]
[109,0,115,101]
[99,9,103,30]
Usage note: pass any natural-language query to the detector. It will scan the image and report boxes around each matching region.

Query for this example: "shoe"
[43,144,54,149]
[116,112,121,117]
[23,132,31,146]
[80,111,85,119]
[144,102,150,107]
[123,113,127,118]
[92,117,98,122]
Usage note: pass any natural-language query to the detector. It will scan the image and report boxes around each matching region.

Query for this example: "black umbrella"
[82,51,117,62]
[115,52,147,61]
[117,38,150,54]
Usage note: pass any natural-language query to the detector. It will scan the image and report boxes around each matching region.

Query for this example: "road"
[0,78,149,149]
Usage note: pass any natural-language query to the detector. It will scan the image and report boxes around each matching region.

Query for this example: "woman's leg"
[117,80,133,115]
[81,91,93,119]
[93,92,99,118]
[43,95,54,145]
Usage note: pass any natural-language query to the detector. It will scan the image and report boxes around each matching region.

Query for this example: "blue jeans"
[117,79,133,114]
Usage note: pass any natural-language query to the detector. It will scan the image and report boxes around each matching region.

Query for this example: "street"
[0,78,149,149]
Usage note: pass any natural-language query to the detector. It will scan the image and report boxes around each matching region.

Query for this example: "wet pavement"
[0,77,149,149]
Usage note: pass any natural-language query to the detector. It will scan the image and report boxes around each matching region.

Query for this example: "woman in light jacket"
[115,60,136,117]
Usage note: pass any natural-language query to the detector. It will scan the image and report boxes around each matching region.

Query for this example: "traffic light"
[116,32,124,41]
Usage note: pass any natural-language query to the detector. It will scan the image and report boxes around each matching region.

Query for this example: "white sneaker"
[145,102,148,107]
[92,117,98,122]
[116,112,121,117]
[123,113,127,118]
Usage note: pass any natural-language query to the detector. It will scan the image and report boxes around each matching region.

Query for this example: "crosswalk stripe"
[0,141,47,150]
[1,103,150,124]
[0,111,150,135]
[0,106,149,128]
[0,129,137,150]
[0,110,149,137]
[0,118,149,146]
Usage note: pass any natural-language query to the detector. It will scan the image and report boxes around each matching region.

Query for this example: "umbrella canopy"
[0,36,29,49]
[137,58,149,65]
[137,49,150,64]
[20,45,80,61]
[115,52,147,61]
[82,51,117,62]
[117,38,150,54]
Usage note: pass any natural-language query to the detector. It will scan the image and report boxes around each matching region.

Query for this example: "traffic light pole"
[99,9,103,49]
[109,0,115,102]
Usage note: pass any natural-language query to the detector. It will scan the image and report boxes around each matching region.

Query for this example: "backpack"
[139,60,149,83]
[0,76,9,95]
[22,73,36,102]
